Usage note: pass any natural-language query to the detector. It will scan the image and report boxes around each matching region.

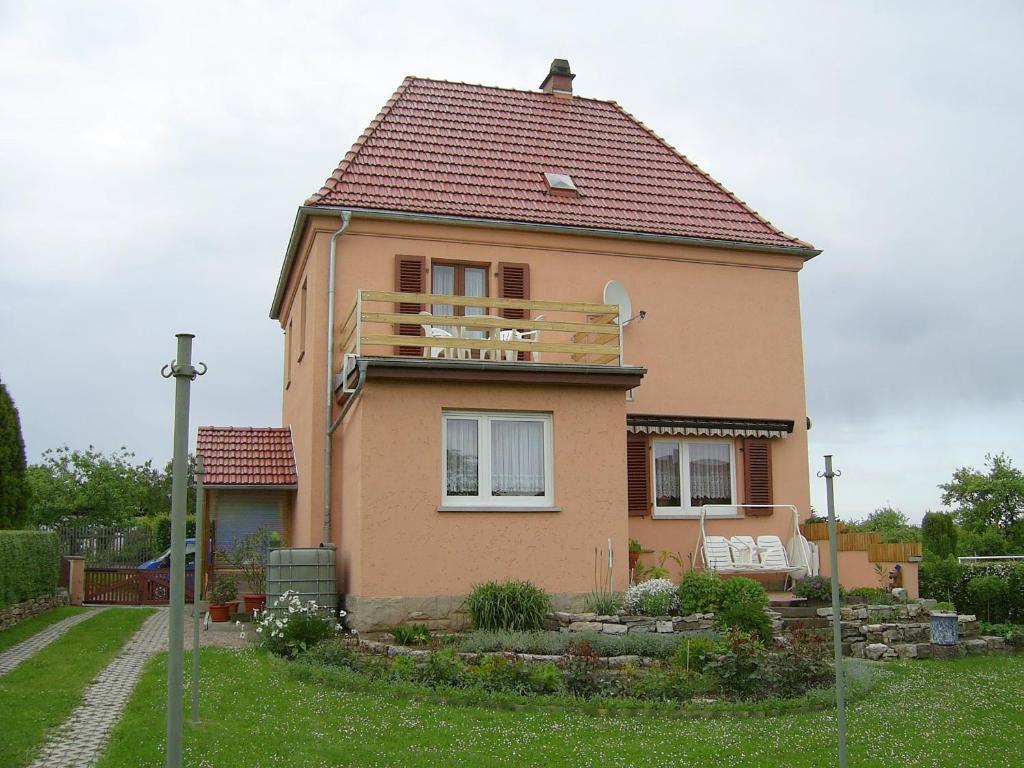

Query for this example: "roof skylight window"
[543,172,578,193]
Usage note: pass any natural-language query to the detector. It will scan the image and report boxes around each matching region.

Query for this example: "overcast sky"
[2,1,1022,522]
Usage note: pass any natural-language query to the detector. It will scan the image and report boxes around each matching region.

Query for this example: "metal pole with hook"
[818,455,848,768]
[161,335,206,768]
[190,454,205,724]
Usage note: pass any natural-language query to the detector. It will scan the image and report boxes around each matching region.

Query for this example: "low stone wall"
[0,592,69,632]
[357,637,656,668]
[818,600,1013,661]
[547,611,716,635]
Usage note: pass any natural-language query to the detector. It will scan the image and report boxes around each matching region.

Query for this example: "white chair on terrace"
[757,535,803,588]
[729,535,761,566]
[493,315,545,362]
[418,312,462,359]
[703,535,751,572]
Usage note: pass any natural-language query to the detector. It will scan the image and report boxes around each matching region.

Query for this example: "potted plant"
[208,575,238,622]
[222,527,277,612]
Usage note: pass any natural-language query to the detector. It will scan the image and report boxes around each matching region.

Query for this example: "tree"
[940,453,1024,550]
[0,378,31,528]
[27,446,168,526]
[921,511,957,558]
[848,506,921,543]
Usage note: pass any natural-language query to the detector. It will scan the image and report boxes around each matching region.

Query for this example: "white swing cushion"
[704,536,740,570]
[756,535,797,571]
[730,536,760,566]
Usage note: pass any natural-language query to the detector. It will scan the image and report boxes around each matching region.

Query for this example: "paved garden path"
[28,608,169,768]
[0,607,109,676]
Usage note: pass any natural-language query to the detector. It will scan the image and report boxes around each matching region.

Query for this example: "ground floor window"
[442,411,553,508]
[653,439,735,517]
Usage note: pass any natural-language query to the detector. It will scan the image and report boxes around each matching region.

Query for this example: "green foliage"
[967,575,1007,623]
[677,570,724,614]
[626,667,705,702]
[921,511,958,558]
[0,531,58,608]
[715,578,771,642]
[256,591,338,658]
[628,538,643,554]
[941,453,1024,549]
[26,446,176,526]
[705,630,763,699]
[392,624,431,646]
[671,636,722,672]
[758,632,832,700]
[453,629,690,659]
[792,575,838,602]
[416,648,467,687]
[932,601,956,613]
[468,654,561,695]
[465,580,551,631]
[209,575,238,605]
[623,578,680,616]
[846,506,921,543]
[584,590,621,615]
[0,379,30,529]
[300,639,363,671]
[638,590,676,617]
[956,526,1013,557]
[844,587,896,604]
[221,527,274,594]
[919,555,964,603]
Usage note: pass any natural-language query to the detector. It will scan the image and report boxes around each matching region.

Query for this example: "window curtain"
[689,443,732,506]
[431,265,455,333]
[654,442,681,506]
[491,420,545,496]
[446,419,478,495]
[463,267,487,340]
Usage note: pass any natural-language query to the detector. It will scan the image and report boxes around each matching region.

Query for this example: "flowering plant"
[253,590,345,658]
[623,578,680,616]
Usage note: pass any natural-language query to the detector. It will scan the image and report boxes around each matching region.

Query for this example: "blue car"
[138,538,197,570]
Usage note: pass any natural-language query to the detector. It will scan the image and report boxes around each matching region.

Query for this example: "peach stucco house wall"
[266,61,907,629]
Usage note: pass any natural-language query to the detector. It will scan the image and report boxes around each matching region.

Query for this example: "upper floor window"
[442,411,553,509]
[652,439,735,518]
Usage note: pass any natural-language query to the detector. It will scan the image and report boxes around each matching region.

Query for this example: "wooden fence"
[799,523,922,563]
[55,524,161,567]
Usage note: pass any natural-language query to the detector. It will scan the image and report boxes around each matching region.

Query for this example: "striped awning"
[627,414,794,439]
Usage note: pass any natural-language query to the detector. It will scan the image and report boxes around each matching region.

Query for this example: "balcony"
[335,290,644,390]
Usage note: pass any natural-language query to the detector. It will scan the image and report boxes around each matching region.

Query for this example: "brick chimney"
[540,59,574,97]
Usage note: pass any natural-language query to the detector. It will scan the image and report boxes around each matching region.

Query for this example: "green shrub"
[706,630,763,699]
[300,639,362,671]
[759,632,832,700]
[469,654,536,694]
[638,590,676,617]
[623,578,679,616]
[968,575,1007,623]
[792,575,839,602]
[715,578,771,642]
[390,654,416,681]
[0,531,58,608]
[416,648,467,687]
[677,571,723,614]
[453,629,688,659]
[921,512,957,558]
[1006,629,1024,648]
[393,623,431,646]
[921,558,1024,622]
[671,636,722,672]
[584,590,621,615]
[628,667,704,702]
[845,587,895,604]
[465,580,550,631]
[255,590,339,658]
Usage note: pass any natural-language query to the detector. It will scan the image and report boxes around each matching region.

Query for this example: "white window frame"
[441,411,554,509]
[651,438,738,519]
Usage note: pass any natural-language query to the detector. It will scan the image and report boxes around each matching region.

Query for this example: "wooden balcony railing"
[337,290,623,373]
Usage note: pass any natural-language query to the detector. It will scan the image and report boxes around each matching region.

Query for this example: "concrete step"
[769,596,806,608]
[782,617,830,630]
[774,606,822,619]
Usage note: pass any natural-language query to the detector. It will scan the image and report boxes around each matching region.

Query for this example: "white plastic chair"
[494,314,544,362]
[703,535,750,572]
[729,535,761,566]
[418,312,462,359]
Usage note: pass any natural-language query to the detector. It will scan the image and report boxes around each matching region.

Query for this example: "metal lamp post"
[191,454,205,724]
[161,334,206,768]
[819,455,848,768]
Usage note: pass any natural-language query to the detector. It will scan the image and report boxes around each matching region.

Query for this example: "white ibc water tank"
[266,546,338,611]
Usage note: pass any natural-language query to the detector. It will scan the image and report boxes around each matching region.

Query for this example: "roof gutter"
[269,206,822,319]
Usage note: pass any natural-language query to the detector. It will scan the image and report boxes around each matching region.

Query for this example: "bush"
[921,558,1024,623]
[844,587,895,604]
[922,512,957,558]
[715,577,772,642]
[706,630,763,699]
[465,580,550,631]
[393,624,431,646]
[255,590,342,658]
[793,575,838,603]
[628,668,705,702]
[209,575,237,605]
[759,632,832,699]
[584,591,621,615]
[416,648,467,687]
[671,636,722,672]
[623,578,679,616]
[0,531,58,608]
[968,575,1007,623]
[677,570,723,614]
[453,629,688,659]
[469,654,547,694]
[300,639,363,671]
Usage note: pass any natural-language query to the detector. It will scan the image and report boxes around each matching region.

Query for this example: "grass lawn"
[0,606,89,654]
[0,607,154,768]
[97,649,1024,768]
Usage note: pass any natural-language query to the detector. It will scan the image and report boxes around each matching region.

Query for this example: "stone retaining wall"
[357,637,657,668]
[547,611,715,635]
[0,592,69,632]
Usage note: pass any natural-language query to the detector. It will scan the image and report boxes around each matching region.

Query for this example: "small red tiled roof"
[307,76,814,250]
[196,427,297,487]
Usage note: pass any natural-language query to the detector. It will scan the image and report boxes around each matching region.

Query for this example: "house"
[265,59,844,631]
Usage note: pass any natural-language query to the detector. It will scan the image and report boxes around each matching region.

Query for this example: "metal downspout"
[323,211,351,545]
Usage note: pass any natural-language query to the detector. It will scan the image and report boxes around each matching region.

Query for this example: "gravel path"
[27,609,169,768]
[0,608,108,677]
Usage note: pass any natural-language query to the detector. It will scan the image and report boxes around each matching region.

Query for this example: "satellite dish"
[603,280,632,325]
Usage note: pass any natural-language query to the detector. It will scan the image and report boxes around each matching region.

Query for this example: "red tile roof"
[196,427,297,487]
[307,77,814,251]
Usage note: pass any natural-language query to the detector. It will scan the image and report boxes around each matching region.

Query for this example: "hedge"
[920,557,1024,624]
[0,531,59,608]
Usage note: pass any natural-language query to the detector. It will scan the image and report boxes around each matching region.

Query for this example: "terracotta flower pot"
[243,593,267,613]
[628,552,641,572]
[209,603,234,622]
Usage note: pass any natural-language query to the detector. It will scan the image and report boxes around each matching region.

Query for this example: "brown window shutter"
[742,438,773,516]
[498,262,530,359]
[626,432,650,517]
[395,255,426,356]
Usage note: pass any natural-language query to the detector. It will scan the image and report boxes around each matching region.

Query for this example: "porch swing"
[696,505,817,589]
